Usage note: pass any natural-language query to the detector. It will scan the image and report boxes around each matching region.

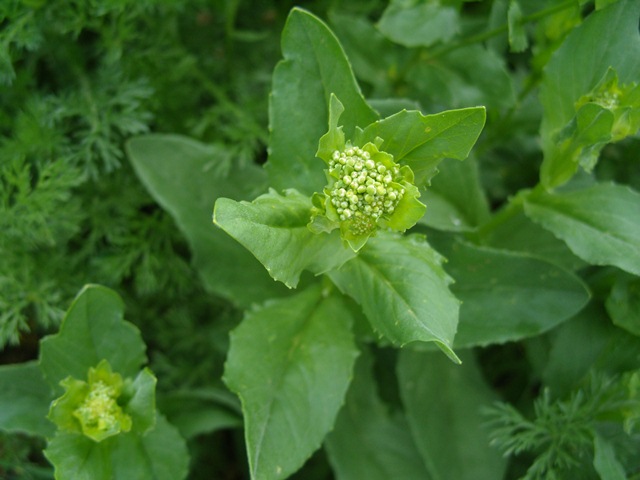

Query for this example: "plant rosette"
[309,96,426,251]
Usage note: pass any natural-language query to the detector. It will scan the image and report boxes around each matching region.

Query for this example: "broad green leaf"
[126,134,288,307]
[593,433,627,480]
[214,189,355,288]
[539,0,640,188]
[523,183,640,276]
[124,368,157,435]
[325,347,431,480]
[39,285,146,391]
[45,432,112,480]
[356,107,486,187]
[224,284,358,480]
[111,414,190,480]
[397,349,507,480]
[442,241,590,348]
[0,361,55,437]
[266,7,377,196]
[507,0,528,52]
[327,232,460,362]
[606,273,640,337]
[377,2,459,48]
[418,154,490,231]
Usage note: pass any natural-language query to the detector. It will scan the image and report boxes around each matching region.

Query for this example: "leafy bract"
[325,348,430,480]
[0,361,55,437]
[354,107,486,186]
[214,188,355,288]
[539,0,640,188]
[397,350,507,480]
[39,285,146,390]
[442,241,590,347]
[224,283,358,480]
[327,232,460,362]
[523,184,640,276]
[377,2,459,48]
[127,134,289,307]
[266,7,377,196]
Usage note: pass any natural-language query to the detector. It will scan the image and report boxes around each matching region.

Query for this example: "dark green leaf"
[327,233,460,362]
[524,183,640,276]
[39,285,146,391]
[214,189,355,288]
[443,241,590,347]
[224,284,359,480]
[377,2,459,48]
[0,361,54,437]
[325,348,430,480]
[356,107,486,187]
[45,433,112,480]
[266,8,378,196]
[127,134,289,307]
[593,433,627,480]
[397,349,507,480]
[606,273,640,337]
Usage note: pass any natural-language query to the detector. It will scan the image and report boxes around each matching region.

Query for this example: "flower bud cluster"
[74,380,129,436]
[328,146,405,235]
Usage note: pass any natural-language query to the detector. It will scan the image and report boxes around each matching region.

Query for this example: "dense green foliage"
[1,0,640,479]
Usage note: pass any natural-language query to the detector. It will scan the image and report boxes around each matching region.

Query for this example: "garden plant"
[1,0,640,479]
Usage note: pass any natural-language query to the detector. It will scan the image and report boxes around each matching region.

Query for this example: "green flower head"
[48,359,132,442]
[309,95,426,251]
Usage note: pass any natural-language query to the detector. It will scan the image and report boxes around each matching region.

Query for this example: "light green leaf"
[397,349,507,480]
[606,273,640,337]
[442,241,590,348]
[356,107,486,186]
[325,347,431,480]
[593,433,627,480]
[507,0,528,52]
[327,232,460,362]
[0,361,55,437]
[377,2,459,48]
[266,7,377,196]
[39,285,146,391]
[111,414,190,480]
[224,284,359,480]
[539,0,640,188]
[124,368,157,435]
[214,189,355,288]
[126,134,289,307]
[418,154,490,231]
[523,183,640,276]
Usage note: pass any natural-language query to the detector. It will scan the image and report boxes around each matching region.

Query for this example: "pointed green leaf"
[124,368,157,435]
[356,107,486,186]
[524,183,640,275]
[539,0,640,188]
[214,189,355,288]
[0,361,55,437]
[39,285,146,391]
[127,134,289,307]
[377,2,459,48]
[327,233,460,362]
[593,433,627,480]
[325,347,430,480]
[266,7,378,196]
[507,0,528,52]
[397,350,507,480]
[442,241,590,347]
[224,284,359,480]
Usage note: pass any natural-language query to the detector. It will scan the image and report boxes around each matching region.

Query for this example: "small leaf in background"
[0,361,55,438]
[524,183,640,276]
[606,273,640,337]
[397,349,507,480]
[441,241,590,348]
[127,134,289,307]
[224,283,358,480]
[507,0,528,53]
[539,0,640,188]
[593,433,627,480]
[214,189,355,288]
[356,107,486,187]
[39,285,146,390]
[325,347,430,480]
[266,7,377,196]
[377,2,459,48]
[328,232,460,362]
[418,154,490,232]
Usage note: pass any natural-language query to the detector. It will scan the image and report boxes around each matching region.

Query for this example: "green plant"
[1,1,640,479]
